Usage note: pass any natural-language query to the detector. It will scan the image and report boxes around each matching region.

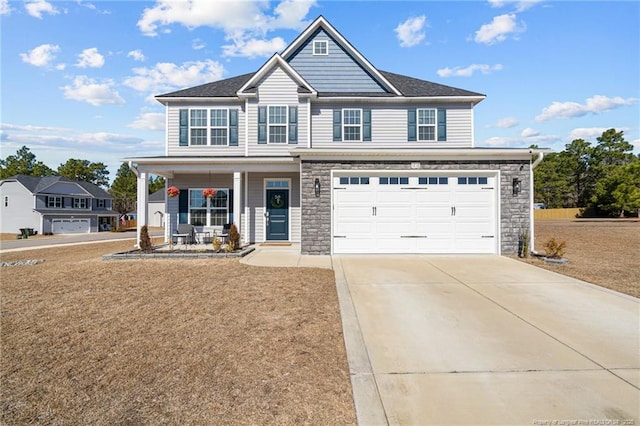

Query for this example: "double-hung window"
[210,109,228,145]
[47,196,62,208]
[190,109,208,145]
[417,108,436,141]
[97,199,106,208]
[343,108,362,141]
[189,189,229,227]
[268,106,287,144]
[72,198,88,209]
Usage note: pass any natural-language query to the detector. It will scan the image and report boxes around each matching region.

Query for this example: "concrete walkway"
[240,243,333,269]
[334,255,639,425]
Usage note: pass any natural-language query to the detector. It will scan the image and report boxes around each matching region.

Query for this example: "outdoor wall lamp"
[512,177,521,196]
[314,178,321,197]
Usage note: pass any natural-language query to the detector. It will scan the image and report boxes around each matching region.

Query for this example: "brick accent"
[301,160,530,255]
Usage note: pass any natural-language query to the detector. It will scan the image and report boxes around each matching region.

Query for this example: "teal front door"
[266,189,289,240]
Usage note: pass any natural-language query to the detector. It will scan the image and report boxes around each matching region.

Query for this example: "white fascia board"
[290,148,552,162]
[155,96,242,105]
[314,95,486,105]
[281,16,402,96]
[236,54,317,96]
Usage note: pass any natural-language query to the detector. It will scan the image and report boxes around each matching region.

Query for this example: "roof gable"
[1,174,111,198]
[282,16,401,95]
[237,54,316,97]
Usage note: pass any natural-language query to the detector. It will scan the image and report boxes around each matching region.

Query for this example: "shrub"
[212,234,222,252]
[543,238,567,258]
[139,225,153,252]
[228,223,240,251]
[518,228,530,258]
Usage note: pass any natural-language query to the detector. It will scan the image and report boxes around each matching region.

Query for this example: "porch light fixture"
[314,178,321,197]
[512,178,521,196]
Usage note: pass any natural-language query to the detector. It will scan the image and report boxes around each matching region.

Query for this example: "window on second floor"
[268,106,288,144]
[72,198,89,209]
[47,196,62,208]
[313,40,328,55]
[97,199,106,208]
[179,108,238,147]
[333,108,371,142]
[417,108,436,141]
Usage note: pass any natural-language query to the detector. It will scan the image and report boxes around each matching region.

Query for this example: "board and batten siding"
[288,29,387,93]
[248,66,308,156]
[310,103,473,148]
[166,102,246,156]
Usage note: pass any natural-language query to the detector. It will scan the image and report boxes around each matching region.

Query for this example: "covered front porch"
[127,157,302,248]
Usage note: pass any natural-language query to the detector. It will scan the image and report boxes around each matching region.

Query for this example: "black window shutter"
[179,109,188,146]
[258,106,267,144]
[179,190,188,224]
[437,108,447,141]
[229,109,238,146]
[407,109,416,141]
[363,108,371,141]
[288,106,298,144]
[333,109,342,141]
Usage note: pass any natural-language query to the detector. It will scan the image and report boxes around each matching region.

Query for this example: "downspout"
[530,151,544,255]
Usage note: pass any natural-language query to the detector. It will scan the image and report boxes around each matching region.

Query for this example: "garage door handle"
[481,235,494,238]
[401,235,428,238]
[334,235,347,238]
[451,206,456,216]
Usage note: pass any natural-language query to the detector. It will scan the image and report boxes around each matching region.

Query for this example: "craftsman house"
[0,174,117,235]
[125,16,546,255]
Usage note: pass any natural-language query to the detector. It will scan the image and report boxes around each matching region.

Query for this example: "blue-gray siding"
[288,29,387,93]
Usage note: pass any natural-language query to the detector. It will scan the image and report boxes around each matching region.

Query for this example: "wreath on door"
[270,193,285,208]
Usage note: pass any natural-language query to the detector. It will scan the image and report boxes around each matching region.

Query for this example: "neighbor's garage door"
[52,218,90,234]
[332,174,497,254]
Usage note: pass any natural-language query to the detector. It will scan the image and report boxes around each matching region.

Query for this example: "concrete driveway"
[333,255,639,425]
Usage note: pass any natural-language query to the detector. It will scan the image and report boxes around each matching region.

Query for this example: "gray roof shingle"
[3,174,112,198]
[156,69,483,99]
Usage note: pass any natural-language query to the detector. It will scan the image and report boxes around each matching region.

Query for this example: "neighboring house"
[148,189,165,227]
[125,16,548,255]
[0,174,118,235]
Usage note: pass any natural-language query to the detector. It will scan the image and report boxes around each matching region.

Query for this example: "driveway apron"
[334,255,639,425]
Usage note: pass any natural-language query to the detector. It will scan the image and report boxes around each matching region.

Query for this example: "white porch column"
[233,171,241,236]
[136,171,149,248]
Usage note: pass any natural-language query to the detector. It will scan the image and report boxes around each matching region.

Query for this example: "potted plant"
[202,188,217,199]
[167,186,180,197]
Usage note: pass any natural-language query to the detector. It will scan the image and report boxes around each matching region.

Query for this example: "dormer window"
[313,40,328,55]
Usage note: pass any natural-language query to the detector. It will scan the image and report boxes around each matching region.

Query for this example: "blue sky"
[1,0,639,181]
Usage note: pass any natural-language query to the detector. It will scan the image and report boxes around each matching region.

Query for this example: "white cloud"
[128,112,165,131]
[137,0,315,58]
[123,60,225,95]
[222,36,287,58]
[488,117,519,128]
[192,38,205,50]
[75,47,105,68]
[1,123,72,132]
[631,139,640,151]
[474,13,525,45]
[488,0,543,12]
[1,0,12,15]
[395,15,427,47]
[481,136,519,147]
[25,0,59,19]
[567,127,611,141]
[437,63,503,77]
[535,95,638,122]
[20,44,60,67]
[127,49,146,62]
[62,76,125,106]
[521,127,540,138]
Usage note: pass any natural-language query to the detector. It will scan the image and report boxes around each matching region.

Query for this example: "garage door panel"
[333,173,498,254]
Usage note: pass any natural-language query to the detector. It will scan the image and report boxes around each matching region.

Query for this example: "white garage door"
[52,218,90,234]
[332,174,498,254]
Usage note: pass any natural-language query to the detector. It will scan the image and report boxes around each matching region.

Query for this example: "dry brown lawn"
[1,241,356,425]
[529,219,640,298]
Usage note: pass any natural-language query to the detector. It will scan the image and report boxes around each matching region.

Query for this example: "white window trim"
[188,188,230,227]
[342,108,363,142]
[209,108,230,146]
[188,108,230,146]
[47,196,63,208]
[267,105,288,144]
[313,40,328,56]
[417,108,437,142]
[72,198,89,209]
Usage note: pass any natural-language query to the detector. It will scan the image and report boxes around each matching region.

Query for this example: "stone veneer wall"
[301,160,530,255]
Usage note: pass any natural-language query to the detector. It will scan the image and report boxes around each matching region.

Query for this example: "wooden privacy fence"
[534,208,583,220]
